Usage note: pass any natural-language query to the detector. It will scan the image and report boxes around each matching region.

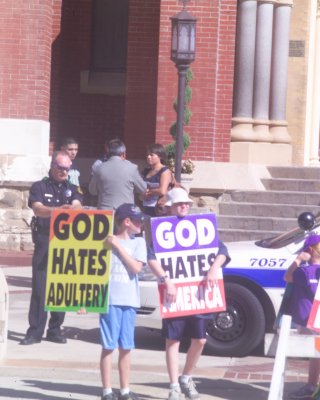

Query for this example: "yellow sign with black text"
[45,209,113,313]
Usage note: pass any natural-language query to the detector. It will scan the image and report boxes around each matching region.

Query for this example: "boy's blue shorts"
[100,305,136,350]
[162,315,208,340]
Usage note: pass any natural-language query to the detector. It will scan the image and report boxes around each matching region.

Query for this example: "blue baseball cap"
[115,203,145,222]
[303,234,320,250]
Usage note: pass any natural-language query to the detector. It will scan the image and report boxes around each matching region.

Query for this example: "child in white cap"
[147,187,230,400]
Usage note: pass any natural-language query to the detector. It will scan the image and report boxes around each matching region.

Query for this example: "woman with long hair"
[141,143,173,216]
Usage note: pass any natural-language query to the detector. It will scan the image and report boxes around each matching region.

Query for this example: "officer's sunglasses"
[54,163,70,173]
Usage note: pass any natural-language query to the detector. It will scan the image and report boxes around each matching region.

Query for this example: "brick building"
[0,0,319,250]
[1,0,317,179]
[0,0,236,182]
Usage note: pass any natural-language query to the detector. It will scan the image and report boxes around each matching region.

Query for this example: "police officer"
[20,150,83,345]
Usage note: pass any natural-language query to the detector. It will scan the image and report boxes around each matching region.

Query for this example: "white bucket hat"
[165,188,193,207]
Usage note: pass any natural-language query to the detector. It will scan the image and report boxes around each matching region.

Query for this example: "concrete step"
[224,190,320,206]
[217,215,297,232]
[262,177,320,192]
[268,166,320,180]
[214,166,320,242]
[219,202,320,218]
[218,228,282,242]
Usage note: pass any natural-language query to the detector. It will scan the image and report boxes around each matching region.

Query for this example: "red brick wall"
[50,0,126,158]
[0,0,53,120]
[50,0,63,153]
[156,0,237,162]
[123,0,161,159]
[0,0,236,162]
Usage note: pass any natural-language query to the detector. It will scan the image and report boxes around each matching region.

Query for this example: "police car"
[137,212,319,357]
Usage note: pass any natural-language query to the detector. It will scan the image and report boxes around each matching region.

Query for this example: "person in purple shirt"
[284,234,320,399]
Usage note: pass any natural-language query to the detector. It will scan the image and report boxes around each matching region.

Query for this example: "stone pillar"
[304,1,320,165]
[0,1,55,252]
[0,1,53,182]
[253,1,275,142]
[231,0,258,141]
[269,0,293,143]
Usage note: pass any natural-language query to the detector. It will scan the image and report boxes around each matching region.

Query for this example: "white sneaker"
[178,376,200,400]
[168,386,182,400]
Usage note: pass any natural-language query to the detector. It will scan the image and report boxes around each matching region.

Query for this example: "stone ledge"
[189,161,271,193]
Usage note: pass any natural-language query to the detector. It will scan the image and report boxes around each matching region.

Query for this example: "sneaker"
[101,392,117,400]
[118,391,139,400]
[178,377,200,400]
[289,384,317,399]
[168,386,182,400]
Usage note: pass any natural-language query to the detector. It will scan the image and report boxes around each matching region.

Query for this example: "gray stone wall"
[0,182,34,251]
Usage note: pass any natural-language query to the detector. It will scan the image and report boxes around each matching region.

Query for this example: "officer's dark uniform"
[25,174,83,341]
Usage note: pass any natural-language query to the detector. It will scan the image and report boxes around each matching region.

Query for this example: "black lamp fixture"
[170,0,197,181]
[170,0,196,65]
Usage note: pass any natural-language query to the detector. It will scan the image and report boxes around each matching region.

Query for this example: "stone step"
[219,202,320,218]
[218,228,282,242]
[262,177,320,192]
[268,166,320,180]
[224,190,320,206]
[217,215,297,232]
[214,166,320,242]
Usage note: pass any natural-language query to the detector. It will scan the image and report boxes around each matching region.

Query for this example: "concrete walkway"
[0,252,310,400]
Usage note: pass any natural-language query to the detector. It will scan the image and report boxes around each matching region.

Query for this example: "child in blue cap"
[284,234,320,399]
[100,203,146,400]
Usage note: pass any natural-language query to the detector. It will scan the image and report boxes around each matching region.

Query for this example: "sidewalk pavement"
[0,251,310,400]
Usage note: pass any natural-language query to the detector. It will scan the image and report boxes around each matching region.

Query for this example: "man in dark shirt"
[20,151,83,345]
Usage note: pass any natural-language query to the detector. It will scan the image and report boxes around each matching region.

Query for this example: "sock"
[102,388,113,396]
[180,375,191,383]
[120,388,130,395]
[170,383,180,390]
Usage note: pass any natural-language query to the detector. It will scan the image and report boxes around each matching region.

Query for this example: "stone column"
[269,0,293,143]
[231,0,258,141]
[253,0,275,142]
[0,1,52,183]
[306,0,320,165]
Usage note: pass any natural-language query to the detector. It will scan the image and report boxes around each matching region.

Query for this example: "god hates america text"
[151,214,226,318]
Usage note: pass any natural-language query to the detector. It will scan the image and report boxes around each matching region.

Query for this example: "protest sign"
[307,280,320,332]
[45,209,113,313]
[151,213,226,318]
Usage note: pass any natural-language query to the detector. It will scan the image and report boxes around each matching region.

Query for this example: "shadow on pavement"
[63,326,100,343]
[5,274,31,288]
[0,381,99,400]
[8,330,25,342]
[140,378,270,400]
[0,381,166,400]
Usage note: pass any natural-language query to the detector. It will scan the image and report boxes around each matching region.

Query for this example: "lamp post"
[170,0,196,182]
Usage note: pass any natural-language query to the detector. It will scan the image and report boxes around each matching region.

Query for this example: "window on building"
[91,0,129,73]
